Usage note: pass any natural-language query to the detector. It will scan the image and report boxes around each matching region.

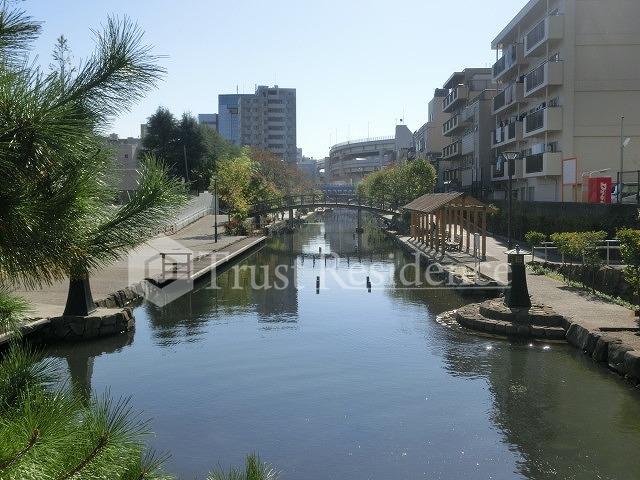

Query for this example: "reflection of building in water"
[45,331,134,401]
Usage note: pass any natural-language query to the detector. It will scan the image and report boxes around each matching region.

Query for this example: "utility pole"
[619,116,625,203]
[183,144,189,183]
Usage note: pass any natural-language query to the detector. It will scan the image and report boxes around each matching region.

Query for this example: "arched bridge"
[249,194,401,231]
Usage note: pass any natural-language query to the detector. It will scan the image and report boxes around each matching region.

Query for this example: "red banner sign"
[587,177,612,204]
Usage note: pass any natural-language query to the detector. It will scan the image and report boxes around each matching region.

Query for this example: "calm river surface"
[46,212,640,479]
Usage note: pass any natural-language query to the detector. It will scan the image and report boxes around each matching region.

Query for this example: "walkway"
[14,214,249,319]
[396,231,640,351]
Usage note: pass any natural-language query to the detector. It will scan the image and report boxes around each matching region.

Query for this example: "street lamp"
[212,173,218,243]
[618,116,631,203]
[501,151,521,249]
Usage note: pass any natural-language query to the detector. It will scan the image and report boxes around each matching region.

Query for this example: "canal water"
[46,212,640,479]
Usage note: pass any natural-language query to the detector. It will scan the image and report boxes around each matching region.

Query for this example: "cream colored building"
[490,0,640,202]
[440,68,496,196]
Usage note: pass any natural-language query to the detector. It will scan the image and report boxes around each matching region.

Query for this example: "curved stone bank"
[453,298,640,386]
[455,299,567,341]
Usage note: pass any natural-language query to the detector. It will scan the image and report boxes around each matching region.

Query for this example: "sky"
[24,0,526,159]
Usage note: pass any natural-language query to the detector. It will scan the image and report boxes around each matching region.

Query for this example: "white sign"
[563,158,577,185]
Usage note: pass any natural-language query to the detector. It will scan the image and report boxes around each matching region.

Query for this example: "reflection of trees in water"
[45,331,134,402]
[440,334,640,479]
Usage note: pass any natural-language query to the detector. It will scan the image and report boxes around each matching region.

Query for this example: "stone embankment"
[565,322,640,385]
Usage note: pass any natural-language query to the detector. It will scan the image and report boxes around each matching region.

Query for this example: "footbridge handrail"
[248,193,401,216]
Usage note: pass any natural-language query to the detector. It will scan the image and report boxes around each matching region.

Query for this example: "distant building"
[327,125,413,185]
[106,135,141,196]
[217,85,297,163]
[297,157,319,183]
[439,68,496,196]
[414,89,449,188]
[198,113,218,131]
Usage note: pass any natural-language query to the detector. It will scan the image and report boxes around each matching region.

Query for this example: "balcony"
[442,86,469,113]
[524,61,563,97]
[524,152,562,177]
[443,114,467,136]
[491,155,523,181]
[525,15,564,57]
[491,121,522,148]
[442,141,461,160]
[492,82,524,114]
[492,44,525,81]
[523,107,563,138]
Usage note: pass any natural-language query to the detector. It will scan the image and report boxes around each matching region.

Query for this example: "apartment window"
[267,99,283,104]
[124,154,129,159]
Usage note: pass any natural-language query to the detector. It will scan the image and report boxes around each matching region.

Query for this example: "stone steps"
[455,299,567,340]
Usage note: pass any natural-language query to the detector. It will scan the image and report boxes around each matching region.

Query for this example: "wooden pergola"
[403,192,488,259]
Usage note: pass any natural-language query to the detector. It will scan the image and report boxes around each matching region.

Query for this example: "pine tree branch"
[56,433,108,480]
[0,428,39,470]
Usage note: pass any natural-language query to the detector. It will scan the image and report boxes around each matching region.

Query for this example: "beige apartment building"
[440,68,495,195]
[490,0,640,202]
[414,89,448,188]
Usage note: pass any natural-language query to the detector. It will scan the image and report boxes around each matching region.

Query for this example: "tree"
[617,228,640,309]
[49,34,74,91]
[141,107,182,176]
[356,159,436,208]
[0,9,187,314]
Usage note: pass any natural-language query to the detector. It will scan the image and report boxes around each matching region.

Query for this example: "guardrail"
[249,194,400,215]
[532,240,622,266]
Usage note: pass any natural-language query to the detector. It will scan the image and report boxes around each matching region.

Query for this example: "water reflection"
[41,210,640,480]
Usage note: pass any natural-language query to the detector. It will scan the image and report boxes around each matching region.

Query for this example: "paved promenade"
[395,232,640,352]
[14,215,251,319]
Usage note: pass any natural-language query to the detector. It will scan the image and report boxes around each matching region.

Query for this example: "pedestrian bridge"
[249,194,401,217]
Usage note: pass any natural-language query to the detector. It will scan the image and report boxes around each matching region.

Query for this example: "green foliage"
[550,231,607,291]
[207,454,279,480]
[524,231,546,247]
[0,6,187,289]
[0,344,173,480]
[357,159,436,208]
[0,291,31,334]
[617,228,640,307]
[213,148,312,224]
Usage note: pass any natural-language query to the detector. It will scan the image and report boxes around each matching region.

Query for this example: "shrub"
[525,231,546,247]
[617,228,640,308]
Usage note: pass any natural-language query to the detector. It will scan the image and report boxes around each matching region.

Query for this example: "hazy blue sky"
[26,0,526,159]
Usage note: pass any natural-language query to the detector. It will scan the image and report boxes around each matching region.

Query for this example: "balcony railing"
[525,109,545,133]
[492,44,520,80]
[491,121,519,147]
[525,61,563,96]
[523,107,563,137]
[492,82,523,114]
[526,153,544,174]
[525,15,564,57]
[442,115,460,136]
[442,86,468,113]
[442,141,461,159]
[524,152,562,177]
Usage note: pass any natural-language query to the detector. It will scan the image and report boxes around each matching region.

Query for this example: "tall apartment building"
[490,0,640,202]
[414,89,450,189]
[217,85,297,164]
[440,69,496,196]
[105,135,141,194]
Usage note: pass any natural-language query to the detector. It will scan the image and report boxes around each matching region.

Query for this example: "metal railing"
[526,17,546,51]
[330,136,395,151]
[249,193,401,216]
[532,240,622,266]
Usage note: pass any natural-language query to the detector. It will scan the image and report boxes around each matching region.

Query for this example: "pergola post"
[410,211,416,238]
[481,206,487,260]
